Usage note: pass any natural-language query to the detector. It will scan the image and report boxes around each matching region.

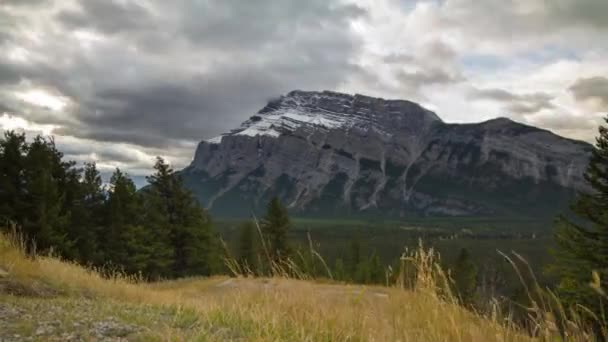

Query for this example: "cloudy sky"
[1,0,607,180]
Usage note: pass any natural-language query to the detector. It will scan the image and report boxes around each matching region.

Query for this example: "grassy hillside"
[0,232,598,341]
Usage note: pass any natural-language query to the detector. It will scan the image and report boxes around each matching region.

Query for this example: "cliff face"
[181,90,592,218]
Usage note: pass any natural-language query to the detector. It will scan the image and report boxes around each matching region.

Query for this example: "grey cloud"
[1,0,365,160]
[547,0,608,30]
[569,76,608,109]
[55,0,365,53]
[437,0,608,55]
[421,40,457,62]
[0,52,80,100]
[0,61,22,85]
[0,0,48,7]
[397,68,464,90]
[383,40,457,69]
[383,53,415,65]
[0,102,15,114]
[471,86,595,139]
[469,87,554,114]
[50,47,362,149]
[0,15,17,44]
[506,102,554,115]
[84,149,146,166]
[468,88,518,102]
[179,1,365,49]
[533,113,597,131]
[525,109,600,143]
[57,0,153,35]
[54,137,193,176]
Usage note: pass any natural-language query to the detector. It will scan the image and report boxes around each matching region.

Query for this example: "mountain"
[180,90,592,218]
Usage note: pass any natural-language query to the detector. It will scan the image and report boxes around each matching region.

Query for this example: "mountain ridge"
[181,90,592,218]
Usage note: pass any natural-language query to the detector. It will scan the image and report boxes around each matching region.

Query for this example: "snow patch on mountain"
[206,90,436,142]
[236,107,350,136]
[207,135,224,144]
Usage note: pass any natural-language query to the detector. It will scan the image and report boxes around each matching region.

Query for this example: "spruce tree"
[138,189,173,279]
[355,258,371,284]
[0,132,84,258]
[261,197,291,264]
[145,157,219,277]
[21,136,72,255]
[0,131,27,226]
[237,220,257,274]
[69,162,106,264]
[334,258,346,281]
[104,168,139,268]
[553,116,608,311]
[453,248,478,304]
[349,237,362,280]
[369,252,384,284]
[101,168,170,277]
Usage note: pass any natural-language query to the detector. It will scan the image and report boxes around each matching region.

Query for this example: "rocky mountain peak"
[185,90,592,218]
[279,90,443,123]
[207,90,442,144]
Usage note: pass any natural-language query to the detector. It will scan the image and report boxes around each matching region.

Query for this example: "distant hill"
[181,90,592,218]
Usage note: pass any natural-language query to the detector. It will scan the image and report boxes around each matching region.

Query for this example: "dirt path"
[211,277,390,300]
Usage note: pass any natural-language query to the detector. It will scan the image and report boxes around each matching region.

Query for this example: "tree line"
[235,202,387,284]
[0,131,220,279]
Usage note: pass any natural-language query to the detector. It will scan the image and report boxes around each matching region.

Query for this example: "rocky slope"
[181,90,592,218]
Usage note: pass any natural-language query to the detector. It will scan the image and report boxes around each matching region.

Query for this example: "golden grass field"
[0,233,599,341]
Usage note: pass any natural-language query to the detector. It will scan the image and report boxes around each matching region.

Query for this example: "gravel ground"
[0,299,142,341]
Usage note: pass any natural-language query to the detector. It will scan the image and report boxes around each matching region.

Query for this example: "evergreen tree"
[0,132,83,258]
[453,248,478,303]
[145,157,219,277]
[0,131,27,225]
[0,130,223,280]
[261,197,291,265]
[553,116,608,311]
[348,237,362,280]
[104,168,140,268]
[237,220,257,274]
[354,258,371,284]
[102,168,173,278]
[334,258,346,281]
[369,252,384,284]
[138,189,173,279]
[69,162,106,264]
[21,136,72,255]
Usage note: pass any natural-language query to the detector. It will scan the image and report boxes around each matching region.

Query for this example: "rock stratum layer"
[181,90,592,218]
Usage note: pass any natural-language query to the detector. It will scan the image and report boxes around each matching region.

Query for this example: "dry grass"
[0,231,596,341]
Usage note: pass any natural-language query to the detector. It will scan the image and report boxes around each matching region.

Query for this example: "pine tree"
[237,220,257,275]
[69,162,106,264]
[145,157,219,277]
[355,258,371,284]
[101,168,171,277]
[553,116,608,311]
[453,248,478,303]
[103,168,139,268]
[369,252,384,284]
[21,136,72,255]
[334,258,346,281]
[348,237,362,280]
[261,197,291,265]
[0,131,27,226]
